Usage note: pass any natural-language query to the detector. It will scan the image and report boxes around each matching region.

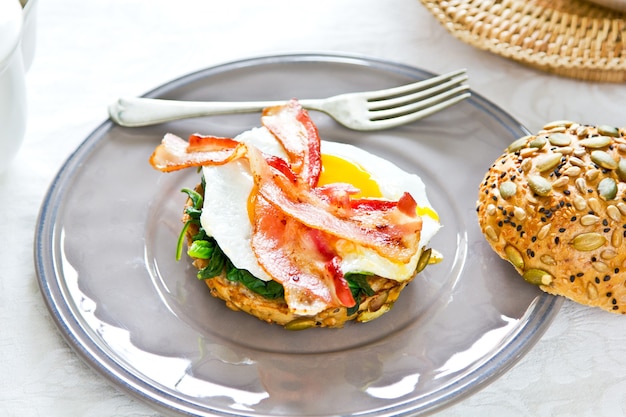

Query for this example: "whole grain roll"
[476,121,626,314]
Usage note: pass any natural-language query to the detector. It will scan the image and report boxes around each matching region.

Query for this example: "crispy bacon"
[149,133,245,172]
[251,198,356,312]
[187,133,241,151]
[262,100,322,188]
[149,101,422,315]
[251,196,347,314]
[327,256,355,308]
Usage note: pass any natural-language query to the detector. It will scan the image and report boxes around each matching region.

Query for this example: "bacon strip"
[262,100,322,188]
[150,133,245,172]
[251,196,348,314]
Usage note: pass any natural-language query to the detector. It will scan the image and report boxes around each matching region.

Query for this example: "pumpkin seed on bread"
[477,121,626,314]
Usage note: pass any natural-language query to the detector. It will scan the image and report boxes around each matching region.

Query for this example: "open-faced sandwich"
[150,100,441,329]
[477,121,626,314]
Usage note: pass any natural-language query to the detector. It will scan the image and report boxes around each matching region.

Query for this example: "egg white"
[200,126,440,282]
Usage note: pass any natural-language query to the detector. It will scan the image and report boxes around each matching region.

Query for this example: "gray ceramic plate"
[35,54,562,417]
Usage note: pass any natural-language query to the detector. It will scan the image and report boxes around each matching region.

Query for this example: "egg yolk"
[318,154,382,199]
[317,153,439,222]
[417,205,439,222]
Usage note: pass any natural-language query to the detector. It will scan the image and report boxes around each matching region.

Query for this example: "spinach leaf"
[345,273,375,316]
[181,188,203,221]
[226,266,284,299]
[187,240,212,259]
[181,187,203,209]
[195,238,227,279]
[176,188,205,261]
[176,221,191,262]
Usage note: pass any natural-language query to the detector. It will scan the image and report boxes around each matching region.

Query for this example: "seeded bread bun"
[183,185,432,329]
[477,121,626,314]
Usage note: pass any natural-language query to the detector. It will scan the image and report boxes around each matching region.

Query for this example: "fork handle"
[108,96,321,127]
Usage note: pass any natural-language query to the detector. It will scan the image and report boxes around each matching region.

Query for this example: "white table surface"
[2,0,626,416]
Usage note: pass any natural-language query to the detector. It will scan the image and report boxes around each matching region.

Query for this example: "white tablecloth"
[2,0,625,416]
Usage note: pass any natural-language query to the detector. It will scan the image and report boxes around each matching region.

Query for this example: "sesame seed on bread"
[476,121,626,314]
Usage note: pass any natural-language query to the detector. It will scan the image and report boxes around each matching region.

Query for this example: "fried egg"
[200,126,440,282]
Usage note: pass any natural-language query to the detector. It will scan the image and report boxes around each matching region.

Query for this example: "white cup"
[21,0,38,72]
[0,0,36,173]
[0,0,27,173]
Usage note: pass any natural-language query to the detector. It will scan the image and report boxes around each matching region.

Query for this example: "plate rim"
[34,52,562,417]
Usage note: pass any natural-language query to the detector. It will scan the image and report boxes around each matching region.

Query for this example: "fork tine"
[364,89,471,130]
[361,69,467,101]
[369,84,470,120]
[368,75,468,111]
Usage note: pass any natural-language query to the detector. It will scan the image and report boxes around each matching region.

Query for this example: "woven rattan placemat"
[419,0,626,82]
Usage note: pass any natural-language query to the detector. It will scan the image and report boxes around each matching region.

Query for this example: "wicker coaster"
[419,0,626,82]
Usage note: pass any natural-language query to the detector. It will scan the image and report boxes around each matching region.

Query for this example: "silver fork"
[108,69,470,131]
